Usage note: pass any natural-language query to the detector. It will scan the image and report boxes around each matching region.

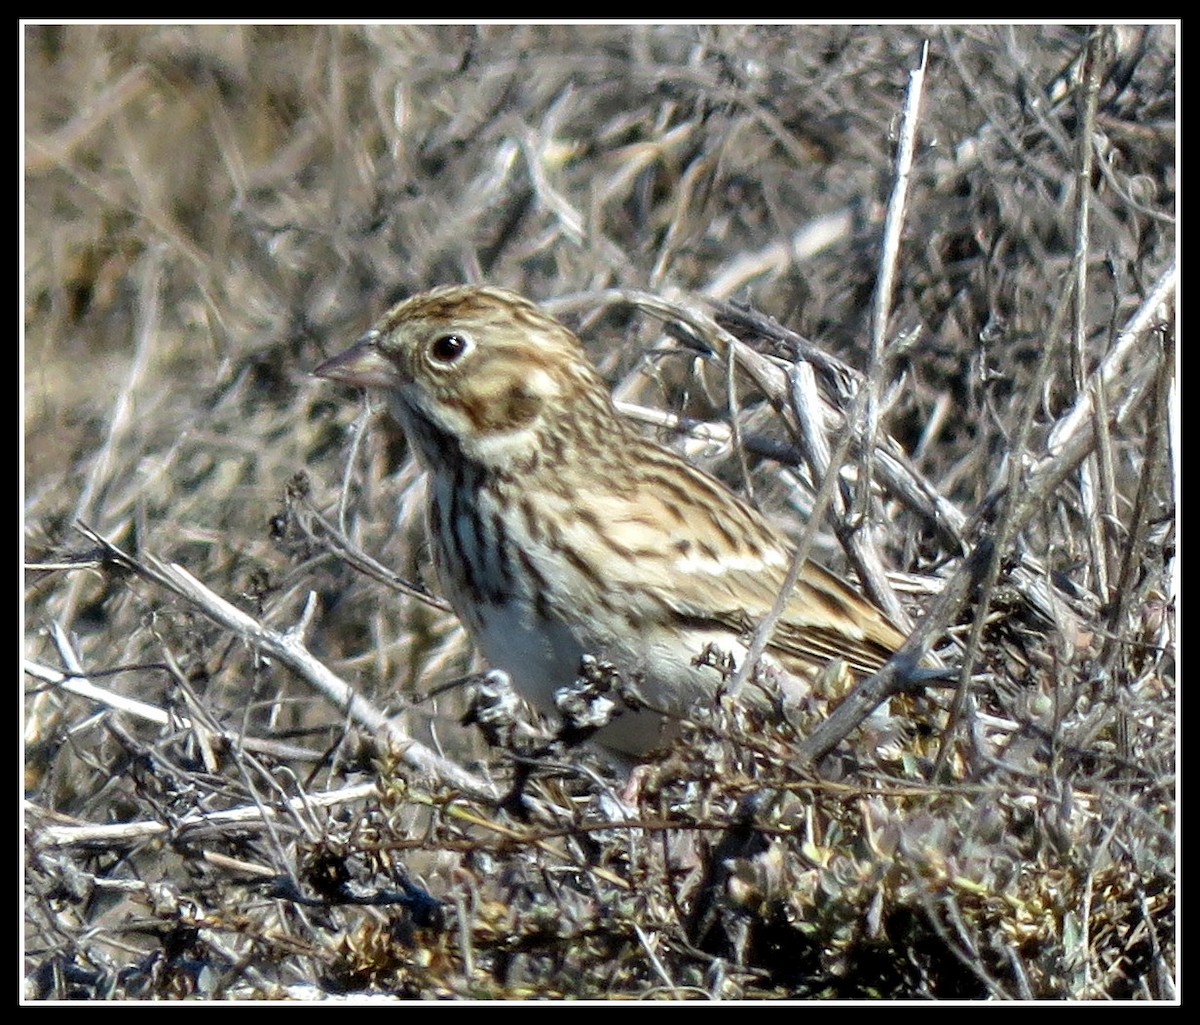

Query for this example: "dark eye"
[429,334,470,364]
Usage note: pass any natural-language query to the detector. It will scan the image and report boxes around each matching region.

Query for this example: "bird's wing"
[558,458,907,679]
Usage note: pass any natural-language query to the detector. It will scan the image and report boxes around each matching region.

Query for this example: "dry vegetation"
[24,24,1175,1001]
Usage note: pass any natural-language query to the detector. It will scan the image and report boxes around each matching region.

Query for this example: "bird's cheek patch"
[461,386,545,436]
[477,363,563,436]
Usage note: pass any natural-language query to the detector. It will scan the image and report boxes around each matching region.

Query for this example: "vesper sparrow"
[316,286,910,755]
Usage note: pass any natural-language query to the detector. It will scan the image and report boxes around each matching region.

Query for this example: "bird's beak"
[313,332,400,390]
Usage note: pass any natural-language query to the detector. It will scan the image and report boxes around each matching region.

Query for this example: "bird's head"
[316,286,613,471]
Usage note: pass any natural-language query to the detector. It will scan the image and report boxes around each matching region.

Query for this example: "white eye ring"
[428,333,473,366]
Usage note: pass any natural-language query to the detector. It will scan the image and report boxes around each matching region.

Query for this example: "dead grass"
[24,24,1175,1001]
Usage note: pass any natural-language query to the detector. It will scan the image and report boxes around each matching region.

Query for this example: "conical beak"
[314,333,401,389]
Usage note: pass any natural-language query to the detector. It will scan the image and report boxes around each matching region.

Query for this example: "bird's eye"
[429,333,471,365]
